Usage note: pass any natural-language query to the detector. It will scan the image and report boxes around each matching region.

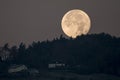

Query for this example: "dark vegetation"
[0,33,120,76]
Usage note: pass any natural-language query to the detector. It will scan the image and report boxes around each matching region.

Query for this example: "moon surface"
[61,9,91,38]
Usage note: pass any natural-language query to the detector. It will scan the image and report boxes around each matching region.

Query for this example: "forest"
[0,33,120,76]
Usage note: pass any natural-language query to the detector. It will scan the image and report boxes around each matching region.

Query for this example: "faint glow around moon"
[61,9,91,38]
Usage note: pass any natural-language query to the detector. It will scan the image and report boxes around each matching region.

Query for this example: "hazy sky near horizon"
[0,0,120,46]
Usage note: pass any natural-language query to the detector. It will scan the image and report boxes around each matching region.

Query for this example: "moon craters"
[61,9,91,38]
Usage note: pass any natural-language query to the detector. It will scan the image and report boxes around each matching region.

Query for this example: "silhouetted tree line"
[0,33,120,76]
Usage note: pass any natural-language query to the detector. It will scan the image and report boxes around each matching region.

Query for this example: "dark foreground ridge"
[0,33,120,77]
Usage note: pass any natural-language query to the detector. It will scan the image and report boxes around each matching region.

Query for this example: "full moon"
[61,9,91,38]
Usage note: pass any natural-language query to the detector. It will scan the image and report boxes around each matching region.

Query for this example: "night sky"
[0,0,120,46]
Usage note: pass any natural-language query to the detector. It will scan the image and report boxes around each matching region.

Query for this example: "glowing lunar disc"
[61,9,91,38]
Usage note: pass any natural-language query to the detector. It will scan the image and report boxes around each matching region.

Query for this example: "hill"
[0,33,120,76]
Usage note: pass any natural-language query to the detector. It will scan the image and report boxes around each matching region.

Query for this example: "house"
[8,64,39,76]
[8,64,28,76]
[8,64,28,73]
[48,61,65,69]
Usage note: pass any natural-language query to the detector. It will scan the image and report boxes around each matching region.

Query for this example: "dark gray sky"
[0,0,120,46]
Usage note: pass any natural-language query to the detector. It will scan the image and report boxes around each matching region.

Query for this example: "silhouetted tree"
[0,33,120,76]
